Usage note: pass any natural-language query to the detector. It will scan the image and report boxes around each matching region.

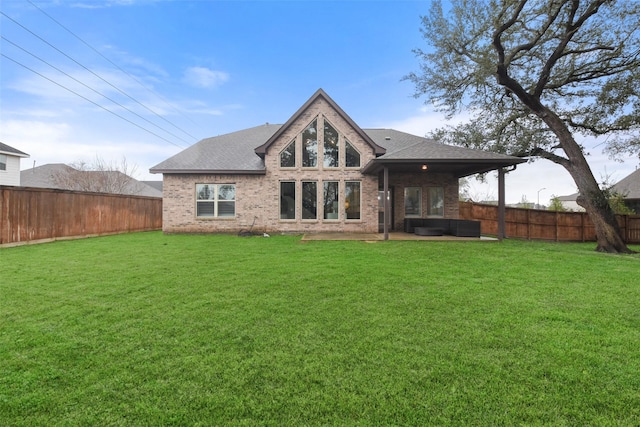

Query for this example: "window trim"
[279,181,297,221]
[322,118,340,169]
[302,118,319,169]
[345,181,361,221]
[322,181,340,220]
[0,154,7,171]
[301,181,318,221]
[427,186,445,217]
[195,183,236,219]
[279,138,297,169]
[344,139,361,168]
[404,187,422,218]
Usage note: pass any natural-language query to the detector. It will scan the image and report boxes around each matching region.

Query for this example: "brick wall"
[161,97,460,234]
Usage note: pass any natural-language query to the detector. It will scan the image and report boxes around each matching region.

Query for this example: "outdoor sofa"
[403,218,481,237]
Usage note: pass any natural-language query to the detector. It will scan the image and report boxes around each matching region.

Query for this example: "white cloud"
[183,67,229,89]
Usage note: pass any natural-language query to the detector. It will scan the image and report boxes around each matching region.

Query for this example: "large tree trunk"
[539,109,634,253]
[493,64,633,253]
[570,164,631,253]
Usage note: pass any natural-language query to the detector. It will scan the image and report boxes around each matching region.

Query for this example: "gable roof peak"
[254,88,385,157]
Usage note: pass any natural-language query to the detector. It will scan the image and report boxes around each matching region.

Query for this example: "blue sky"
[1,0,637,204]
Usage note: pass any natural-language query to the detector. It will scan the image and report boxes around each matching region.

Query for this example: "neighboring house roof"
[20,164,76,188]
[142,180,163,192]
[558,169,640,201]
[556,193,578,202]
[0,142,30,158]
[611,168,640,199]
[20,163,162,197]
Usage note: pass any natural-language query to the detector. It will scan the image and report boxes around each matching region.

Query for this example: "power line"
[1,53,187,150]
[1,10,197,148]
[26,0,203,140]
[2,35,190,147]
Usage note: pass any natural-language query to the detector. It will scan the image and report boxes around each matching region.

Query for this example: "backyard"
[1,232,639,426]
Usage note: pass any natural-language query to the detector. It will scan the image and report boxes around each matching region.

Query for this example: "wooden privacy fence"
[0,186,162,246]
[459,201,640,243]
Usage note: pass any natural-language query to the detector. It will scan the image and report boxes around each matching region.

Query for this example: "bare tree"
[52,156,140,195]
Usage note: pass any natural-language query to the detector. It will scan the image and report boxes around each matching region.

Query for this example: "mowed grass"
[1,232,639,426]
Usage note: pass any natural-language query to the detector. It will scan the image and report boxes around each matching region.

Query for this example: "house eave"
[150,168,266,175]
[0,150,30,158]
[361,158,526,177]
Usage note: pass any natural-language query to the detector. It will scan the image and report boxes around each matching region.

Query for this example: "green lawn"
[1,232,639,426]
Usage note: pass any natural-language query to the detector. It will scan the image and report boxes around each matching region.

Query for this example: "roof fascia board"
[150,169,266,175]
[361,157,526,175]
[254,88,386,157]
[0,149,30,158]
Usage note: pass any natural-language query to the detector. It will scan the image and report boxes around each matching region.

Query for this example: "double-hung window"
[196,184,235,218]
[0,154,6,171]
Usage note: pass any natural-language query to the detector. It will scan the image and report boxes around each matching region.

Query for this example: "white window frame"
[195,184,236,218]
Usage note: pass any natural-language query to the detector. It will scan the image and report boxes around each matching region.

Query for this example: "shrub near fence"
[459,201,640,243]
[0,186,162,246]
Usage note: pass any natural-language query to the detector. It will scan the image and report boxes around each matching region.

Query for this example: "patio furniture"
[414,227,444,236]
[404,218,481,237]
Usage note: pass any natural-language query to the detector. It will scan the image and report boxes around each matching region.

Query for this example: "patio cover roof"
[362,129,526,177]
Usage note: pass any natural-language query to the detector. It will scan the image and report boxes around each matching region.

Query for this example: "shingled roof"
[150,90,525,177]
[151,124,279,174]
[0,142,29,157]
[151,125,525,177]
[611,168,640,199]
[361,129,525,177]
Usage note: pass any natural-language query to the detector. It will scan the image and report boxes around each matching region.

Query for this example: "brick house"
[150,89,524,237]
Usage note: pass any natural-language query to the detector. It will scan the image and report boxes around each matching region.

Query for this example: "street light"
[537,187,546,208]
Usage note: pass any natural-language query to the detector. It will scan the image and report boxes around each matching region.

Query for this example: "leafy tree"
[406,0,639,253]
[548,195,568,212]
[607,192,635,215]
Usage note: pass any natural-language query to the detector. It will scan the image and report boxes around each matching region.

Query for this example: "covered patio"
[361,131,527,240]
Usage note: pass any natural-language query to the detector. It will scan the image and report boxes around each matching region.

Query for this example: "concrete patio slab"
[300,232,497,242]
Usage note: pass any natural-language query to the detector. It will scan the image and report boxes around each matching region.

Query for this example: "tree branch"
[534,0,608,97]
[525,146,571,168]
